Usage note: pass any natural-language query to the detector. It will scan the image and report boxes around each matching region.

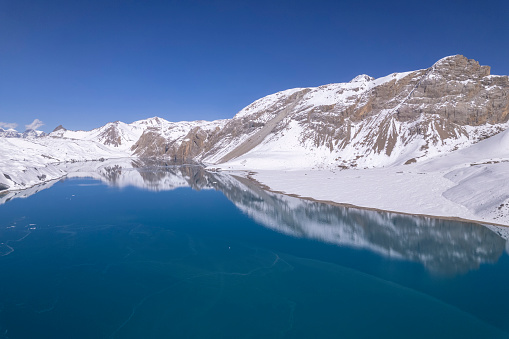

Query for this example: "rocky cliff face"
[395,56,507,125]
[130,122,224,161]
[41,55,509,169]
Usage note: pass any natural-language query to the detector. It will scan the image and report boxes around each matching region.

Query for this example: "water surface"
[0,160,508,338]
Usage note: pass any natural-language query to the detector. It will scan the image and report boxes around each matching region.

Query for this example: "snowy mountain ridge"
[0,127,46,139]
[48,117,227,152]
[4,54,506,172]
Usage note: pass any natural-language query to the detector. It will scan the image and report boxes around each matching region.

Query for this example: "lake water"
[0,160,508,338]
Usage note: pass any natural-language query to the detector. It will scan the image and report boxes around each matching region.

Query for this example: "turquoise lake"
[0,163,508,338]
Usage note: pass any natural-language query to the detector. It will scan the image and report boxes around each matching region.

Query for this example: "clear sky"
[1,0,508,132]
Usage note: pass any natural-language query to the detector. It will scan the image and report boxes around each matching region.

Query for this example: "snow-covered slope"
[247,127,509,228]
[0,137,129,191]
[51,120,143,150]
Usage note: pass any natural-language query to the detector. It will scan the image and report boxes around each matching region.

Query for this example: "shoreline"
[0,157,207,194]
[229,171,509,232]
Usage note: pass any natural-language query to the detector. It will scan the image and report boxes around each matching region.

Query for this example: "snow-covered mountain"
[0,127,46,138]
[2,54,502,172]
[20,54,502,171]
[49,117,226,153]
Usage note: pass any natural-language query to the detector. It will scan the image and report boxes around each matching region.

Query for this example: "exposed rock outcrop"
[98,122,123,147]
[131,128,171,158]
[52,125,66,132]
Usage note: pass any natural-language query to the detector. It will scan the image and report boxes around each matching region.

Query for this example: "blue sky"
[1,0,508,132]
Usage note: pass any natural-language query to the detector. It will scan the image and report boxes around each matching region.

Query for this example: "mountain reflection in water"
[1,158,506,276]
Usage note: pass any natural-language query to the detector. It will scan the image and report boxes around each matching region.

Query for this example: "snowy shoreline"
[242,172,505,226]
[3,153,509,231]
[216,165,509,236]
[232,170,509,240]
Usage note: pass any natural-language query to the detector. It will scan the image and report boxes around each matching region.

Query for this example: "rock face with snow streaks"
[203,55,509,169]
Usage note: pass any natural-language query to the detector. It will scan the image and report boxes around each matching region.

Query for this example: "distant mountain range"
[0,127,46,139]
[1,54,508,190]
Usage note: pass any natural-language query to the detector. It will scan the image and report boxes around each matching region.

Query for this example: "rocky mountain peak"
[430,54,490,80]
[52,125,66,132]
[133,116,165,128]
